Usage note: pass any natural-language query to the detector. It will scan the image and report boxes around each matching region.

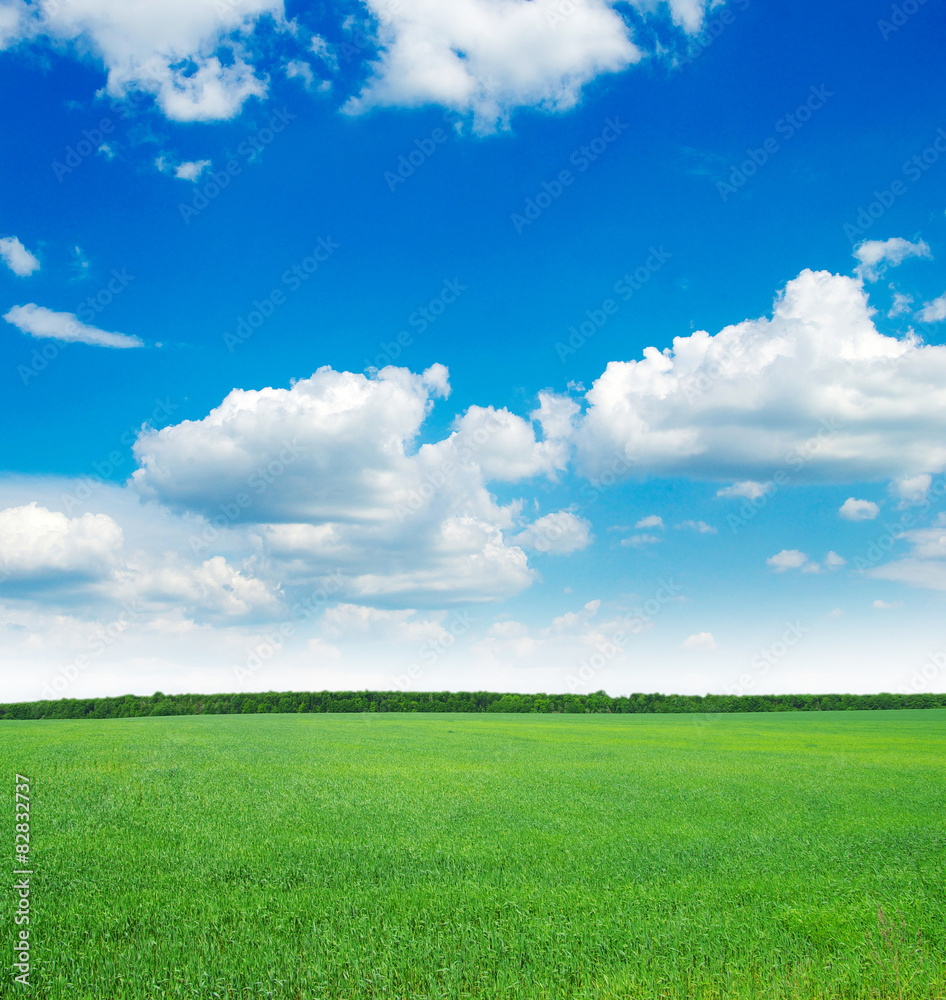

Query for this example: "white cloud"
[891,473,931,505]
[130,364,558,605]
[309,33,338,72]
[872,599,903,610]
[869,516,946,592]
[3,303,143,348]
[437,393,576,482]
[0,502,122,582]
[888,290,913,317]
[824,550,846,569]
[486,619,529,639]
[1,0,720,130]
[0,235,40,276]
[635,514,664,529]
[918,293,946,323]
[285,59,317,91]
[677,519,716,534]
[767,549,809,572]
[135,554,282,619]
[321,604,449,643]
[574,269,946,483]
[716,480,772,501]
[681,631,716,650]
[155,155,212,181]
[346,0,642,131]
[473,598,619,672]
[620,533,661,547]
[2,0,284,121]
[174,159,211,181]
[853,237,931,281]
[511,511,592,554]
[839,497,879,521]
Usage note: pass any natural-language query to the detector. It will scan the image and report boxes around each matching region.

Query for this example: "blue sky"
[1,0,945,702]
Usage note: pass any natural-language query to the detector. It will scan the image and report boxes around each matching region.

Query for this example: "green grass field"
[3,710,945,999]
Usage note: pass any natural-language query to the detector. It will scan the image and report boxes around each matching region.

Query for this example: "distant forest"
[1,689,943,720]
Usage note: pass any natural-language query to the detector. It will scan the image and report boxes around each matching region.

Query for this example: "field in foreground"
[3,711,945,999]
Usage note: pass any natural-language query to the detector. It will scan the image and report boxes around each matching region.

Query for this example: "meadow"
[3,710,944,999]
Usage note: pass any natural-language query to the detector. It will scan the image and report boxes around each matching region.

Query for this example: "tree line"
[1,688,943,720]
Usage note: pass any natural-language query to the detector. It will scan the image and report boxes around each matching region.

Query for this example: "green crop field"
[3,710,945,999]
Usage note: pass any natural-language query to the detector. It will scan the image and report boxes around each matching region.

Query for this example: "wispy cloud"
[3,304,143,349]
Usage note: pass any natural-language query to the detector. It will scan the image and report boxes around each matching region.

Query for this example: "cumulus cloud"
[574,269,946,483]
[132,554,282,619]
[888,290,913,317]
[473,598,617,672]
[1,0,720,130]
[321,604,449,643]
[0,235,40,276]
[716,480,771,500]
[839,497,879,521]
[635,514,664,529]
[2,0,284,121]
[346,0,642,131]
[130,364,587,605]
[157,155,211,181]
[892,473,932,505]
[0,492,283,622]
[511,511,592,554]
[681,631,716,650]
[3,304,143,348]
[0,502,122,583]
[620,533,661,547]
[768,549,844,575]
[869,515,946,591]
[767,549,809,572]
[346,0,720,131]
[917,293,946,323]
[285,59,319,91]
[853,237,931,282]
[438,393,577,482]
[677,519,716,534]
